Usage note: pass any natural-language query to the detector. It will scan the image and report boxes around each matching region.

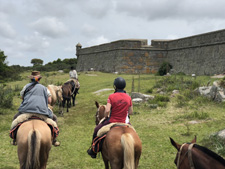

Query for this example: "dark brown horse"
[95,101,142,169]
[16,120,52,169]
[62,80,79,112]
[170,136,225,169]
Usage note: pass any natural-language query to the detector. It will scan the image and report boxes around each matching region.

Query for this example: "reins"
[177,143,195,169]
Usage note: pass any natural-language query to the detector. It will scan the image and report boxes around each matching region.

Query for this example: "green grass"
[0,71,225,169]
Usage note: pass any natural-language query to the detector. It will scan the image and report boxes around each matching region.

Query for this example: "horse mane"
[194,144,225,166]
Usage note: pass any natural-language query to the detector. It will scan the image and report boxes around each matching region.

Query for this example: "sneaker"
[53,140,60,146]
[87,149,97,158]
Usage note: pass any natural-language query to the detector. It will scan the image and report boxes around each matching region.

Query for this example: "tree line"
[0,49,77,83]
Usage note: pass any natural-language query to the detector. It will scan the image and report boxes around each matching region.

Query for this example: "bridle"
[177,143,195,169]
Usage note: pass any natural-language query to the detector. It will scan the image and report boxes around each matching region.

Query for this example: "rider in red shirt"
[87,77,133,158]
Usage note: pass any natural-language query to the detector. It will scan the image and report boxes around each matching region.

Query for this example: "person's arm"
[20,85,27,99]
[105,102,111,117]
[128,105,133,115]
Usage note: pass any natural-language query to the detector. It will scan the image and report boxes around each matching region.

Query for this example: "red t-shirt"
[107,92,132,123]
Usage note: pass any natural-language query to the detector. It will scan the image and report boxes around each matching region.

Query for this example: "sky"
[1,0,225,66]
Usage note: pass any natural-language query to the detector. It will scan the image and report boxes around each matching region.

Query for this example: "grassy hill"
[0,71,224,169]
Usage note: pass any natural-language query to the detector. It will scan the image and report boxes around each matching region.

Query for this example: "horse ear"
[95,101,99,108]
[170,137,181,151]
[191,135,197,143]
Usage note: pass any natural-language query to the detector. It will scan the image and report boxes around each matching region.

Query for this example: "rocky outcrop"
[196,81,225,102]
[131,92,154,103]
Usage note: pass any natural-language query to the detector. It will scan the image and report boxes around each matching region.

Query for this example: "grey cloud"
[30,17,68,38]
[0,22,16,38]
[114,0,225,21]
[79,0,114,19]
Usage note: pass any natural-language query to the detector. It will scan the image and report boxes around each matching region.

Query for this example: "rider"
[12,71,60,146]
[87,77,133,158]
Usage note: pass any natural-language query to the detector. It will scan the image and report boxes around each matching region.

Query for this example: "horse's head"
[170,136,197,168]
[95,101,107,125]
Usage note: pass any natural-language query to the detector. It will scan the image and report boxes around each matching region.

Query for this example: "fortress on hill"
[76,29,225,75]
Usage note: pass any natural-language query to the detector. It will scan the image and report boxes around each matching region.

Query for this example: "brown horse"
[62,80,79,112]
[170,136,225,169]
[17,120,52,169]
[95,101,142,169]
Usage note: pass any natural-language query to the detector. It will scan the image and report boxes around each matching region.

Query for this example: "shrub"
[0,85,14,108]
[148,95,170,107]
[157,62,173,76]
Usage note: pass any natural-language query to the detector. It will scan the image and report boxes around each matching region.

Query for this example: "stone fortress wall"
[76,29,225,75]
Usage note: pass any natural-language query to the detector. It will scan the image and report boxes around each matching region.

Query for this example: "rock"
[58,70,64,73]
[210,81,225,102]
[131,92,154,101]
[217,129,225,139]
[197,86,212,99]
[132,98,143,103]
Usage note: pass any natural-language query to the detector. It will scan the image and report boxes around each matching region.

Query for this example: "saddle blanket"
[10,113,59,139]
[97,122,136,137]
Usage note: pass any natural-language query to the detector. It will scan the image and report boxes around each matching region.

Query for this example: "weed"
[202,134,225,156]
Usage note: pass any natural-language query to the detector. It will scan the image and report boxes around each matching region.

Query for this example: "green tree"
[31,58,43,66]
[0,50,10,79]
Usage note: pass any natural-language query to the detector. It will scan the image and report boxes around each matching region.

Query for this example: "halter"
[177,143,195,169]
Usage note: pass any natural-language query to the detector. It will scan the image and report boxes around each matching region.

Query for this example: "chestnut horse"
[170,136,225,169]
[95,101,142,169]
[17,120,52,169]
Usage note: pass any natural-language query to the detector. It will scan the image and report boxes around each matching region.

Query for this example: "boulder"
[131,92,154,101]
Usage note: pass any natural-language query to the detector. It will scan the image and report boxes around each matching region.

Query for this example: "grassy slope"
[0,71,224,169]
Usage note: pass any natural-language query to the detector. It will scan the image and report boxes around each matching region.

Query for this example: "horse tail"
[121,133,135,169]
[26,129,41,169]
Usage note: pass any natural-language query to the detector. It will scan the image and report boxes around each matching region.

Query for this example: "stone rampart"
[76,29,225,75]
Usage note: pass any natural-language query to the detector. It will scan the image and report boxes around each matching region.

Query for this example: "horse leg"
[67,99,69,112]
[72,94,75,106]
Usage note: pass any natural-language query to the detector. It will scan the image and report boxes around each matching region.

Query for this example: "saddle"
[92,123,136,153]
[10,113,59,140]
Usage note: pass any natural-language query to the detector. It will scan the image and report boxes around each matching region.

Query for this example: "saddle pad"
[11,113,58,129]
[97,123,135,137]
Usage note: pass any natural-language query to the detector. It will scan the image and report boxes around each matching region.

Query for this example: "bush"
[148,95,170,107]
[157,62,173,76]
[0,85,14,108]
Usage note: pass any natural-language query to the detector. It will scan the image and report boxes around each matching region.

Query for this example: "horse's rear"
[102,126,142,169]
[17,120,52,169]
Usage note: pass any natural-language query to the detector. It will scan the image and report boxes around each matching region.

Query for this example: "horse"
[94,101,142,169]
[47,84,63,114]
[170,136,225,169]
[16,120,52,169]
[62,80,79,112]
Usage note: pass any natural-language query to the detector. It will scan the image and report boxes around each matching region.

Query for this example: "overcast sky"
[1,0,225,66]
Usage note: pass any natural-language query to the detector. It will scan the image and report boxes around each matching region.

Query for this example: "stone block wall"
[76,39,167,73]
[76,29,225,75]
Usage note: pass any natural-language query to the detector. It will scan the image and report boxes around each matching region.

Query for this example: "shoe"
[11,139,17,146]
[53,140,60,147]
[87,149,97,158]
